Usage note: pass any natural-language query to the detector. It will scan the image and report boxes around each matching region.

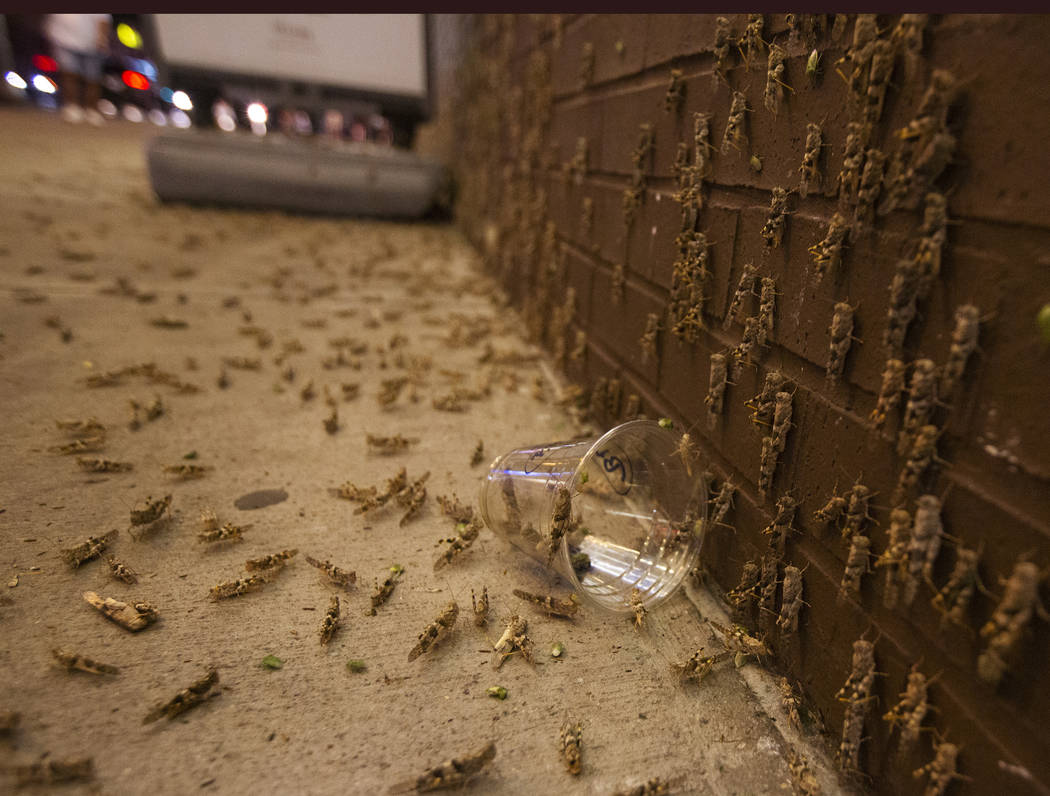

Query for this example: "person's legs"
[79,52,105,125]
[53,45,85,121]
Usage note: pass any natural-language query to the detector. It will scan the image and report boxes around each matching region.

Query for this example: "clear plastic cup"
[478,419,708,613]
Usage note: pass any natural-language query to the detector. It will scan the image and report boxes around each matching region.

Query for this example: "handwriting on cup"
[594,447,632,495]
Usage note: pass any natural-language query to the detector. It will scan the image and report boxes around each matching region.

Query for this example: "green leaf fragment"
[806,49,820,76]
[658,418,673,429]
[183,451,198,460]
[389,564,404,575]
[261,654,283,669]
[551,642,565,658]
[486,685,508,700]
[347,659,366,673]
[1038,303,1050,343]
[570,552,591,575]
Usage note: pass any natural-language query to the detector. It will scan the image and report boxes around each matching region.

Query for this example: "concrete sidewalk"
[0,107,845,795]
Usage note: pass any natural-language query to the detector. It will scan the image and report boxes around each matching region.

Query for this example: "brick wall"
[448,14,1050,794]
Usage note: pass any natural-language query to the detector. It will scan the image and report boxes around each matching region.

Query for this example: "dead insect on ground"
[396,740,496,793]
[876,508,912,610]
[492,615,533,669]
[721,91,749,154]
[870,358,907,430]
[377,376,410,408]
[76,457,133,473]
[434,518,482,572]
[367,433,420,455]
[143,669,220,724]
[13,757,94,787]
[83,591,157,631]
[62,530,117,568]
[808,212,850,282]
[245,549,298,572]
[612,778,673,796]
[787,750,821,796]
[320,595,341,645]
[145,394,164,421]
[55,417,106,437]
[724,263,757,331]
[106,555,138,584]
[763,44,790,115]
[323,406,339,434]
[778,565,805,636]
[799,123,822,197]
[369,567,403,616]
[223,356,261,370]
[198,521,247,544]
[305,554,356,589]
[408,600,459,661]
[978,560,1050,686]
[163,463,210,480]
[884,662,931,755]
[914,740,965,796]
[210,574,272,600]
[50,435,106,455]
[672,647,730,686]
[512,589,579,619]
[941,305,979,399]
[560,720,583,775]
[778,677,803,730]
[630,588,647,628]
[898,359,938,455]
[0,709,18,736]
[708,619,770,664]
[472,587,490,627]
[52,648,119,675]
[827,302,856,384]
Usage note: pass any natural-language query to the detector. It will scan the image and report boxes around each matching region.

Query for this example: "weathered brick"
[588,263,664,386]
